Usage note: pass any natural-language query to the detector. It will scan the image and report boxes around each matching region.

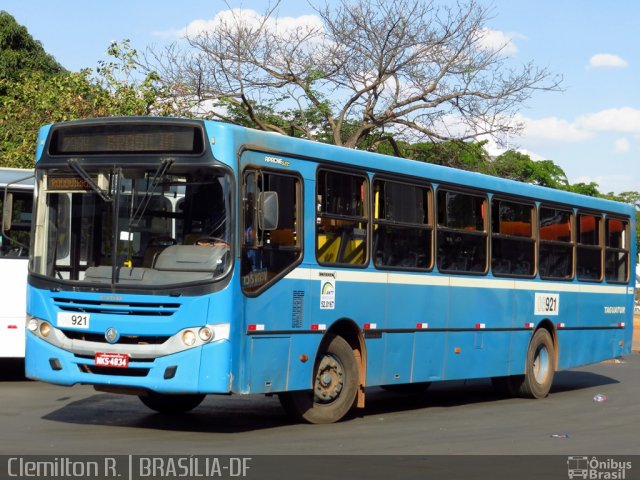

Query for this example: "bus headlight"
[182,330,196,347]
[39,322,51,337]
[198,327,214,342]
[27,318,39,332]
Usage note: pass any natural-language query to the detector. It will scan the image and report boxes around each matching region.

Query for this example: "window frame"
[435,186,489,275]
[240,166,304,296]
[538,204,575,281]
[576,210,603,283]
[490,197,536,279]
[604,215,630,284]
[371,175,434,272]
[315,167,370,268]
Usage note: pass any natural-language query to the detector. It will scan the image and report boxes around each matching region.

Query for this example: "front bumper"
[25,330,232,394]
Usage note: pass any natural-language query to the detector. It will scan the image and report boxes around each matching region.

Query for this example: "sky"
[3,0,639,194]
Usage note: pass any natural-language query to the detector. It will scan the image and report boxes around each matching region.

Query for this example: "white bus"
[1,168,34,359]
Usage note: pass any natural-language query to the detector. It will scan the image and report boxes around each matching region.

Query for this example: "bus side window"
[315,169,368,266]
[491,199,535,277]
[0,189,33,258]
[576,213,602,282]
[436,189,487,274]
[373,179,432,270]
[605,217,629,283]
[539,206,573,280]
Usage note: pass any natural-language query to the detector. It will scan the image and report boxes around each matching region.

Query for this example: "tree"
[493,150,569,189]
[0,11,63,85]
[1,36,170,168]
[147,0,561,150]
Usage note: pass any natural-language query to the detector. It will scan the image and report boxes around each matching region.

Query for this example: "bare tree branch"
[146,0,562,147]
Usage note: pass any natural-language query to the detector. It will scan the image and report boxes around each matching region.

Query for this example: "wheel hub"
[313,354,344,403]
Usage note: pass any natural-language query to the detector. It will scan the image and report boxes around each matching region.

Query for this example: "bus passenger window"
[576,213,602,282]
[373,179,432,270]
[538,206,573,280]
[605,217,629,283]
[491,199,534,277]
[316,170,368,266]
[436,189,487,274]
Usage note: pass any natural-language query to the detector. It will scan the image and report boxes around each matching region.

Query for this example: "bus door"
[239,153,308,394]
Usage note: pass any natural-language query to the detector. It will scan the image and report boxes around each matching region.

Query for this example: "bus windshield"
[30,164,232,288]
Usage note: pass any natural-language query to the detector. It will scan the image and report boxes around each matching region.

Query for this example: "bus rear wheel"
[138,392,206,414]
[520,328,555,398]
[492,328,555,399]
[278,334,358,424]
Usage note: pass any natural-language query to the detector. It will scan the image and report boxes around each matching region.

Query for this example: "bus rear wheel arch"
[492,326,556,399]
[279,333,360,424]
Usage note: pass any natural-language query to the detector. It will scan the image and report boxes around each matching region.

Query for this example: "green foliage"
[0,70,112,167]
[0,11,63,85]
[0,34,170,168]
[406,141,492,173]
[493,151,569,189]
[566,182,600,197]
[95,39,171,117]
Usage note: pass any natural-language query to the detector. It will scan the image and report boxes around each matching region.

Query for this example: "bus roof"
[0,167,34,189]
[36,117,635,218]
[209,120,635,217]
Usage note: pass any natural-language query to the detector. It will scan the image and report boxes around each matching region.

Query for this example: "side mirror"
[258,191,279,231]
[2,192,13,232]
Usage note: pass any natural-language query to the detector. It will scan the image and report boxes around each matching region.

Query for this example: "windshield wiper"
[128,158,174,228]
[67,159,112,202]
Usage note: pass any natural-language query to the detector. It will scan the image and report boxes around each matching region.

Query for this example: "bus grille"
[53,297,180,316]
[62,330,170,345]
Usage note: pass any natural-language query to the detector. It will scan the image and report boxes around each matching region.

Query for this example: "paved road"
[1,354,638,457]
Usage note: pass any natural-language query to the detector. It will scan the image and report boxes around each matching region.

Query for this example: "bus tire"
[138,392,206,414]
[519,328,555,399]
[278,334,358,424]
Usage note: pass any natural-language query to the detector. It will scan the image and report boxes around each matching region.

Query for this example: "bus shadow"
[0,359,27,381]
[362,370,619,417]
[42,392,297,433]
[41,370,618,433]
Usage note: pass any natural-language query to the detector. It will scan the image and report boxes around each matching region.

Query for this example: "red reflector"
[7,325,18,329]
[524,322,534,329]
[557,322,565,329]
[475,323,486,329]
[363,323,377,330]
[248,324,257,331]
[311,324,319,331]
[618,322,625,328]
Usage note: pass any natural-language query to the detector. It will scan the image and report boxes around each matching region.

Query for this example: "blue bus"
[25,117,635,423]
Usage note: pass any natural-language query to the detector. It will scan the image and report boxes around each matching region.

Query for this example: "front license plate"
[95,352,129,368]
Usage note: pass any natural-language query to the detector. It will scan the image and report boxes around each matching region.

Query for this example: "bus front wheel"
[138,392,206,414]
[279,334,358,424]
